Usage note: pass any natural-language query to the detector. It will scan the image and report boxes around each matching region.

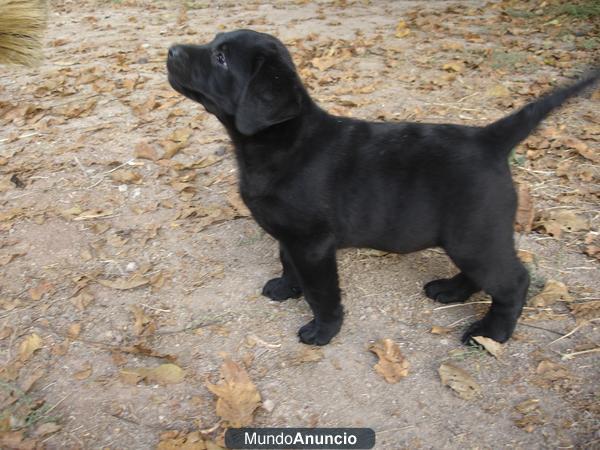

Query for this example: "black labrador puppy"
[167,30,598,346]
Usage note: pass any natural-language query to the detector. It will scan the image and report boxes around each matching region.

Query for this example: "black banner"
[225,428,375,449]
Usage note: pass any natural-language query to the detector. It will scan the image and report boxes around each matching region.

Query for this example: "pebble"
[262,399,275,413]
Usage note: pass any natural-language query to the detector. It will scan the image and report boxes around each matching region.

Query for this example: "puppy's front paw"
[298,317,343,346]
[262,277,302,302]
[461,314,515,344]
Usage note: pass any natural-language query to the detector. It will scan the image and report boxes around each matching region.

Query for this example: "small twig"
[73,156,90,178]
[446,315,476,328]
[140,303,171,313]
[519,322,563,336]
[41,393,71,418]
[433,300,491,311]
[561,348,600,360]
[548,320,598,346]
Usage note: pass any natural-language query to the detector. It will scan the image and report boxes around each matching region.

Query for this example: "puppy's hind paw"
[424,277,475,304]
[298,318,342,346]
[262,277,302,302]
[461,316,515,345]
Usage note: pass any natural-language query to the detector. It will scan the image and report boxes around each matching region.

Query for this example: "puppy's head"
[167,30,303,136]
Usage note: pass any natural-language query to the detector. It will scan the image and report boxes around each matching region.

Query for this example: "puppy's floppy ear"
[235,53,302,136]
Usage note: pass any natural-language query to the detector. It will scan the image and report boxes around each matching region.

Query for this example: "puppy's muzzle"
[167,45,189,74]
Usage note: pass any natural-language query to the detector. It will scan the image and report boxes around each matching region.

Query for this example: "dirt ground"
[1,0,599,449]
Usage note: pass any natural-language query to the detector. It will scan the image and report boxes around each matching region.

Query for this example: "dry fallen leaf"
[73,362,93,380]
[534,360,572,389]
[19,333,43,362]
[561,136,599,163]
[120,363,185,385]
[472,336,504,358]
[395,20,411,38]
[226,189,251,217]
[33,422,61,437]
[130,305,156,336]
[67,323,81,339]
[515,398,540,414]
[431,325,453,335]
[29,280,54,301]
[568,300,600,322]
[206,357,261,427]
[368,338,409,383]
[537,210,589,238]
[292,346,324,364]
[515,183,534,233]
[529,280,572,307]
[111,169,142,184]
[442,61,465,73]
[517,249,535,264]
[134,141,159,161]
[486,84,511,97]
[438,362,481,400]
[97,273,149,290]
[157,430,222,450]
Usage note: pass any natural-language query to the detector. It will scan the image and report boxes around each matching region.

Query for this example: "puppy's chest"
[239,180,308,238]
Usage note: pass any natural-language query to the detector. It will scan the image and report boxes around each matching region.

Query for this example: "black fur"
[167,30,598,346]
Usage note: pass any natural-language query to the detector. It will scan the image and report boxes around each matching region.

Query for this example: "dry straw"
[0,0,47,66]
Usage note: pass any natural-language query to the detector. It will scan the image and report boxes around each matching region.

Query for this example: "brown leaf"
[515,183,534,233]
[537,210,589,237]
[111,169,142,184]
[0,326,13,340]
[117,343,177,362]
[431,325,453,335]
[529,280,572,307]
[33,422,61,437]
[134,141,159,161]
[97,273,149,290]
[486,84,511,97]
[29,280,54,301]
[157,431,218,450]
[120,363,185,385]
[292,346,324,364]
[19,368,45,393]
[562,136,599,163]
[515,398,540,414]
[472,336,504,358]
[442,61,465,73]
[130,305,156,336]
[438,362,481,400]
[70,290,93,311]
[206,357,261,427]
[395,20,411,38]
[227,189,251,217]
[535,360,571,382]
[19,334,43,362]
[73,362,93,380]
[368,338,409,383]
[568,301,600,322]
[517,249,535,264]
[67,323,81,339]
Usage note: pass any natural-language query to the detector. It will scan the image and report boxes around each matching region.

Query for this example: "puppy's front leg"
[262,245,303,301]
[283,238,343,346]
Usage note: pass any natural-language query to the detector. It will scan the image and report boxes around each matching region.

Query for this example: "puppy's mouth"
[167,74,206,104]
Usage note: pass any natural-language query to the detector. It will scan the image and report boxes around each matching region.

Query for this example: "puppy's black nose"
[168,45,183,60]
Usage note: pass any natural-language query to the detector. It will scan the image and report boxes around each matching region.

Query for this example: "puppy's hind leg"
[424,273,479,304]
[262,245,303,301]
[447,241,529,344]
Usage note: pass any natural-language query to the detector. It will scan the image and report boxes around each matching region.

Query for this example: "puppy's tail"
[480,69,599,156]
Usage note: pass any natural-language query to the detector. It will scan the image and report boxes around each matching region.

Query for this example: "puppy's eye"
[215,51,227,67]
